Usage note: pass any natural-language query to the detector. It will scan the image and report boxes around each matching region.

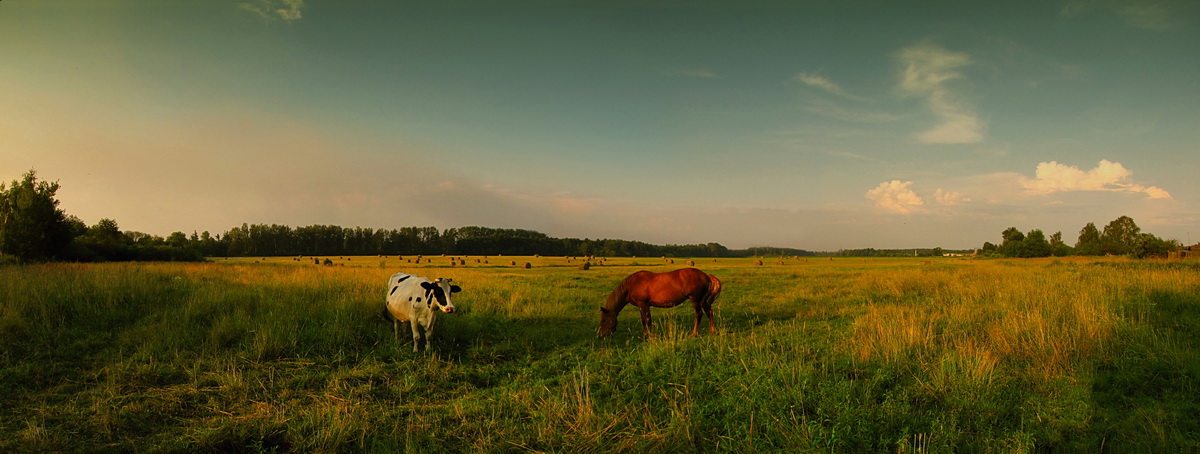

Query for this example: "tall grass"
[1,257,1197,452]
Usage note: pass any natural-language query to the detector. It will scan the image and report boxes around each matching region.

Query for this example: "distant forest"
[0,170,1180,263]
[190,224,806,259]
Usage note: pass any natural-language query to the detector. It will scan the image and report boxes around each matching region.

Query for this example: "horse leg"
[704,302,716,334]
[690,300,702,336]
[637,303,653,338]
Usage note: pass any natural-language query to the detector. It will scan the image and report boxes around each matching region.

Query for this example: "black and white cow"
[383,272,462,352]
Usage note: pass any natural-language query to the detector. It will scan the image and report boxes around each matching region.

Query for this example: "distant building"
[1169,244,1200,259]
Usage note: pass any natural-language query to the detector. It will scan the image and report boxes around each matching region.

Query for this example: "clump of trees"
[980,215,1179,259]
[0,170,74,262]
[0,170,203,263]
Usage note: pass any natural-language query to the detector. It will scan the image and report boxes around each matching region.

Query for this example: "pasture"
[2,256,1198,452]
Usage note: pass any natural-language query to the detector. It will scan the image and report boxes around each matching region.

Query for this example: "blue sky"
[3,0,1198,250]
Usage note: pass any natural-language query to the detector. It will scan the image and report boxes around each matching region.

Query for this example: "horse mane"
[602,277,631,312]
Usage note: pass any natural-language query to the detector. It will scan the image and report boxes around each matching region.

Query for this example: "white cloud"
[1022,160,1171,199]
[866,180,925,214]
[796,72,845,95]
[895,42,984,144]
[240,0,305,22]
[934,188,971,206]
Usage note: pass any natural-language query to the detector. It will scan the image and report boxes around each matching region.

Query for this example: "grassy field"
[2,255,1198,452]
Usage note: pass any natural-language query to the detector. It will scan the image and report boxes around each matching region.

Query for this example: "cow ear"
[421,282,436,290]
[450,285,462,293]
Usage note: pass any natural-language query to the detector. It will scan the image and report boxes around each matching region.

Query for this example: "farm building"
[1169,244,1200,259]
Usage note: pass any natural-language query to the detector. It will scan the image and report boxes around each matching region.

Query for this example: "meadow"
[1,255,1197,452]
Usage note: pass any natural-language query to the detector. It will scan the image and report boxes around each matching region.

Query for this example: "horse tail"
[704,273,722,306]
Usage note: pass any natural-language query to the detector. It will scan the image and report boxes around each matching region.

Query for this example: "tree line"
[0,170,1185,263]
[207,224,740,259]
[979,215,1179,259]
[0,170,759,263]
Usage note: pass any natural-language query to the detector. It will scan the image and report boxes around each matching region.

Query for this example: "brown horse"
[598,268,722,338]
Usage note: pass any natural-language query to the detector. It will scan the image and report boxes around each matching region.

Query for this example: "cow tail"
[380,302,395,322]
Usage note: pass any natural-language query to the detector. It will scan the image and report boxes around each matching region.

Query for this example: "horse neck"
[603,282,630,314]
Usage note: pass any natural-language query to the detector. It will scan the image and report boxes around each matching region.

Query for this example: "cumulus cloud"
[240,0,305,22]
[1022,160,1171,199]
[866,180,925,214]
[895,42,984,144]
[934,188,971,206]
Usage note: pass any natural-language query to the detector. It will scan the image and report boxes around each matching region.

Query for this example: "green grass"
[1,256,1198,452]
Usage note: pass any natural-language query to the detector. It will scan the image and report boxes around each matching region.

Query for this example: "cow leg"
[392,319,400,342]
[410,320,422,352]
[425,316,437,351]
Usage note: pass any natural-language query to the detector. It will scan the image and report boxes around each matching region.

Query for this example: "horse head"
[597,307,618,338]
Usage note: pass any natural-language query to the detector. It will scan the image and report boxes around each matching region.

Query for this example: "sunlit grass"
[2,256,1198,451]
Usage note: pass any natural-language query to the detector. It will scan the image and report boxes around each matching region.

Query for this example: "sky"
[2,0,1198,250]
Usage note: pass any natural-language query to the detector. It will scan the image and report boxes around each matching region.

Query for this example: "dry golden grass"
[3,256,1198,451]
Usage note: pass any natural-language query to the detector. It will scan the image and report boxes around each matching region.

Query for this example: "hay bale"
[578,262,591,270]
[754,259,763,266]
[523,262,532,269]
[687,260,695,266]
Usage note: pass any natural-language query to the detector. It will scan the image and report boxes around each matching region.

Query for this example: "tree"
[1049,231,1073,257]
[89,218,123,244]
[1022,229,1052,258]
[999,227,1026,257]
[980,242,997,255]
[0,170,76,262]
[1100,215,1140,255]
[166,232,189,248]
[1132,234,1179,259]
[1075,222,1102,256]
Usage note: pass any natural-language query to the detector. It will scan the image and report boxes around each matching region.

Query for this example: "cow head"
[421,278,462,314]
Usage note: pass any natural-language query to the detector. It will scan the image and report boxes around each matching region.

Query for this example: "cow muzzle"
[442,306,455,314]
